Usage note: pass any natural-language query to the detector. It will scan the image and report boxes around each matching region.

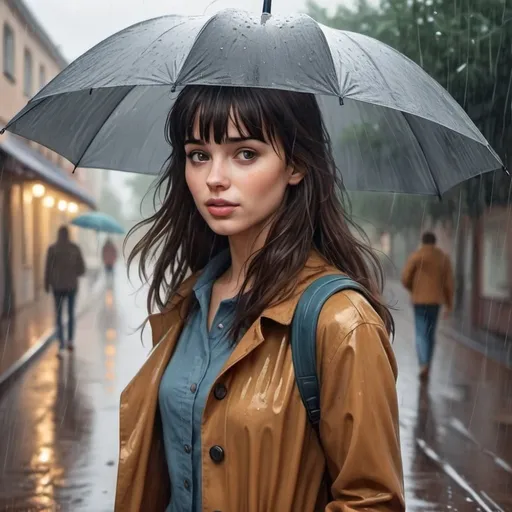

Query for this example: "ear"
[287,166,305,186]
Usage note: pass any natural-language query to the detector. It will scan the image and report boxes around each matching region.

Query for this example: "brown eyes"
[186,149,257,163]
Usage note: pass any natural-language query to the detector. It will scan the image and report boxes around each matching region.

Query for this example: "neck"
[223,222,272,292]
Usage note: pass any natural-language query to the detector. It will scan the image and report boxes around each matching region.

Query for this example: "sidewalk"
[391,287,512,510]
[0,270,510,510]
[0,271,103,389]
[0,268,149,512]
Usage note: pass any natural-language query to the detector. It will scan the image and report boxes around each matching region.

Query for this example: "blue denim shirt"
[158,250,237,512]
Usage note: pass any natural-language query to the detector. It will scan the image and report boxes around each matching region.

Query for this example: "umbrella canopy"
[71,212,125,234]
[3,7,503,195]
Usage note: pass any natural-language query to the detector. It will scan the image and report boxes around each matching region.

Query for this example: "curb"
[439,324,512,370]
[0,277,105,393]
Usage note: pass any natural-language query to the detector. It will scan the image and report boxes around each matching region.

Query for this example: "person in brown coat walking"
[44,225,86,357]
[401,231,454,380]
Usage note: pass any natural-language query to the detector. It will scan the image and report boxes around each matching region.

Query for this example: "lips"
[205,199,239,217]
[205,199,239,207]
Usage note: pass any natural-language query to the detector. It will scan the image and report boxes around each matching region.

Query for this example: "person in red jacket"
[102,238,118,283]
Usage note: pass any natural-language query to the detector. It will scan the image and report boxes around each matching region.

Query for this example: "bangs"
[173,86,282,153]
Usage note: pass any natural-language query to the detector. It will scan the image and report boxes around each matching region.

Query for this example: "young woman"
[115,85,405,511]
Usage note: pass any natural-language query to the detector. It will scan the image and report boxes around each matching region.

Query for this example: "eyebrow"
[184,136,265,145]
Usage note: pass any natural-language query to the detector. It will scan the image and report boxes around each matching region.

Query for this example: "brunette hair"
[57,225,69,242]
[127,85,393,339]
[422,232,436,245]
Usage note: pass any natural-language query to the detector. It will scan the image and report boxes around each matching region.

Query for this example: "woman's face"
[185,115,303,238]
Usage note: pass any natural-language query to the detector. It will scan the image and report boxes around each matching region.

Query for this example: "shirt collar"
[192,249,231,294]
[149,250,337,344]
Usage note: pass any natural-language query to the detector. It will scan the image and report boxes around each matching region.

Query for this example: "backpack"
[291,274,369,436]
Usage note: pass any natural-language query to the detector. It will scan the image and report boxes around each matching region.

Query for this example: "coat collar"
[148,250,336,347]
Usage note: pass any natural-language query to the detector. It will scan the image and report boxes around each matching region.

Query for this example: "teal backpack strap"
[291,274,367,434]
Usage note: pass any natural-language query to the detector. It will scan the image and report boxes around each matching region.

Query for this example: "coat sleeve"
[76,246,86,277]
[318,299,405,511]
[44,247,53,292]
[443,255,454,311]
[401,253,416,292]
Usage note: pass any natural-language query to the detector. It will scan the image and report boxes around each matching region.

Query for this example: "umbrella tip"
[0,128,5,135]
[262,0,272,14]
[503,165,510,176]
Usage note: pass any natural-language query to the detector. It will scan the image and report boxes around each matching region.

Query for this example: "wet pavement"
[0,270,511,511]
[0,269,150,511]
[0,272,100,377]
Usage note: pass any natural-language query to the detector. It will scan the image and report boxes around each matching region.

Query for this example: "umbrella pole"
[262,0,272,14]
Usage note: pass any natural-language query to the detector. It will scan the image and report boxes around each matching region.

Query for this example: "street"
[0,272,511,511]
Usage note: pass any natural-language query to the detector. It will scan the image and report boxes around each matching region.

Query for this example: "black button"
[209,445,225,463]
[190,383,197,393]
[184,444,191,454]
[184,479,190,490]
[213,383,227,400]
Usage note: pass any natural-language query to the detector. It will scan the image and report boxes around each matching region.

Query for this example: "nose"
[205,157,230,191]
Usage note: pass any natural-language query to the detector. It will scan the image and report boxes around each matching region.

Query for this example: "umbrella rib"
[3,97,45,132]
[342,32,399,105]
[340,33,496,148]
[174,11,225,86]
[401,112,442,198]
[132,19,191,72]
[73,86,136,171]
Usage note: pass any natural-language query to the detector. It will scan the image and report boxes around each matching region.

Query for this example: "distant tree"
[99,178,127,228]
[124,173,159,221]
[308,0,512,219]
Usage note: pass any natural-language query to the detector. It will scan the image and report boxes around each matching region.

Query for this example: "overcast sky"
[23,0,344,61]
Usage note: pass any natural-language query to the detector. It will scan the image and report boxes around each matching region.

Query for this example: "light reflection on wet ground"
[0,270,150,511]
[0,273,510,510]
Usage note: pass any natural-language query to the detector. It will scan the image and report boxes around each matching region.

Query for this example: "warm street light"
[67,202,78,213]
[32,183,45,197]
[57,199,68,211]
[43,196,55,208]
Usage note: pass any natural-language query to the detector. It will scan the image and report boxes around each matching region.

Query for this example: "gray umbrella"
[2,3,504,195]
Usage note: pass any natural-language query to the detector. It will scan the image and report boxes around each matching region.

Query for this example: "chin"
[205,219,238,235]
[206,219,252,237]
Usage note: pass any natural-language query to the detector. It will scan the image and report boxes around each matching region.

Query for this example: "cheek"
[242,167,288,210]
[185,167,201,201]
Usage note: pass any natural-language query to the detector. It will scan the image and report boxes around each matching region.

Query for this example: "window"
[3,23,15,80]
[482,210,510,299]
[23,48,32,96]
[39,64,46,90]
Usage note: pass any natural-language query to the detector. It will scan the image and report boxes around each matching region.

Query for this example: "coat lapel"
[116,252,336,510]
[115,305,185,511]
[217,251,332,377]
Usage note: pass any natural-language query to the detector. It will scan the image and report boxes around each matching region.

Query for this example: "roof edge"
[6,0,68,69]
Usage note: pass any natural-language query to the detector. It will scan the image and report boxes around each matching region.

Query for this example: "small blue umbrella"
[71,212,125,234]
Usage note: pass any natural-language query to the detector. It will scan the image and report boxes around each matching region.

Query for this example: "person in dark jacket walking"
[44,225,86,357]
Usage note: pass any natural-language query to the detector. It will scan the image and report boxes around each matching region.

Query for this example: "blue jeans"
[413,305,440,367]
[53,290,77,349]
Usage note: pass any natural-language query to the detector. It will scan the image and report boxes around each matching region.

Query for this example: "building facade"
[0,0,100,315]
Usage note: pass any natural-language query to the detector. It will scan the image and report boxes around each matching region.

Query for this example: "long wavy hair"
[127,85,393,339]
